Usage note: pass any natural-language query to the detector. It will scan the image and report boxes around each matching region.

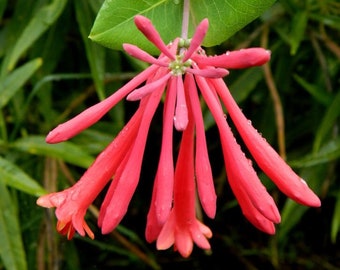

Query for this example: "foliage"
[0,0,339,269]
[90,0,275,53]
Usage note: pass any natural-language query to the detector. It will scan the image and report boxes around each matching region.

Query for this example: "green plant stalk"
[0,110,7,143]
[181,0,190,39]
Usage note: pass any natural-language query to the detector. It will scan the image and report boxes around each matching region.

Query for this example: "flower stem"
[181,0,190,39]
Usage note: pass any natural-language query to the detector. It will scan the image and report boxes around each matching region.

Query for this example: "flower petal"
[190,222,211,250]
[175,228,193,258]
[156,212,176,250]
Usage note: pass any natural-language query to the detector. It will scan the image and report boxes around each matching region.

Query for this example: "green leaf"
[4,0,67,72]
[11,136,94,168]
[0,0,6,21]
[310,13,340,31]
[0,0,35,61]
[90,0,276,54]
[0,58,42,109]
[289,11,308,55]
[278,165,324,242]
[290,138,340,168]
[331,190,340,243]
[293,74,332,106]
[230,67,265,103]
[190,0,276,47]
[0,181,27,270]
[74,0,106,100]
[313,90,340,153]
[0,156,46,196]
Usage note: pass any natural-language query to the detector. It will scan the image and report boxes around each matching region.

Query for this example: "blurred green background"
[0,0,339,269]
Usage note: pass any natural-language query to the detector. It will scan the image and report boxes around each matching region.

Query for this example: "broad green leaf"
[0,157,46,196]
[331,190,340,243]
[74,0,106,100]
[313,90,340,153]
[90,0,276,54]
[5,0,67,71]
[190,0,276,47]
[0,58,42,109]
[0,181,27,270]
[12,136,94,168]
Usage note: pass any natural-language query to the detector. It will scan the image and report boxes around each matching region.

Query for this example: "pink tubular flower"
[156,110,212,257]
[37,15,321,257]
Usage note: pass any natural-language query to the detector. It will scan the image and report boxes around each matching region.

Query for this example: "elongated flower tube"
[37,15,320,257]
[156,114,212,257]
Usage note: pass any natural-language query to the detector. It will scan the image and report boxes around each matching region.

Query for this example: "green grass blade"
[289,11,308,55]
[74,0,106,100]
[0,0,6,20]
[290,138,340,168]
[0,181,27,270]
[313,90,340,153]
[293,74,332,106]
[11,136,94,168]
[0,156,46,196]
[331,191,340,243]
[5,0,67,72]
[0,58,42,109]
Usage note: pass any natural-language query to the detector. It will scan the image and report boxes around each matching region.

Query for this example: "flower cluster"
[37,15,320,257]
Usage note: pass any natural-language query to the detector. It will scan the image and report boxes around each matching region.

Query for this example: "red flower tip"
[183,18,209,61]
[134,15,174,59]
[123,43,168,66]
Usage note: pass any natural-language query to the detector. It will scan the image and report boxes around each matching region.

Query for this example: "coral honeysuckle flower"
[37,15,320,257]
[155,113,212,257]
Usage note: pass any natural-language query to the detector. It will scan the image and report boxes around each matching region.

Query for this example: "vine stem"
[181,0,190,39]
